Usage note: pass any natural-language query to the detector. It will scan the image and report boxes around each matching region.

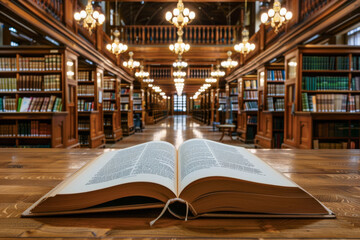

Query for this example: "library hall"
[0,0,360,238]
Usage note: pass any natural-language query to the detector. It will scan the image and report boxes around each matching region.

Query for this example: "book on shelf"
[78,71,94,82]
[78,100,94,112]
[121,88,130,95]
[133,93,142,98]
[268,84,285,96]
[313,140,348,149]
[78,85,94,96]
[0,123,17,136]
[0,96,17,112]
[103,92,116,100]
[18,121,51,137]
[244,80,257,90]
[352,77,360,90]
[231,103,238,111]
[302,93,359,112]
[302,56,349,70]
[230,87,238,95]
[103,102,115,111]
[0,78,17,91]
[352,56,360,70]
[267,70,285,81]
[19,55,62,71]
[247,115,257,124]
[133,105,142,111]
[120,97,130,103]
[103,81,115,90]
[78,119,90,130]
[243,90,258,100]
[15,96,61,112]
[243,101,258,111]
[302,76,348,90]
[22,139,333,220]
[0,57,17,71]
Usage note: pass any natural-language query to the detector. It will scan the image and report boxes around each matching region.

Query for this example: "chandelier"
[173,55,188,68]
[234,28,255,57]
[175,82,184,96]
[148,84,153,88]
[205,77,217,83]
[170,36,190,55]
[123,52,140,70]
[165,0,195,29]
[74,0,105,34]
[160,92,165,96]
[261,0,293,33]
[221,51,238,69]
[211,65,225,78]
[143,78,154,83]
[135,65,149,79]
[106,30,128,56]
[174,78,185,83]
[173,70,186,77]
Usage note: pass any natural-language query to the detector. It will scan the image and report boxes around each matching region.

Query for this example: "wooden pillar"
[64,0,75,30]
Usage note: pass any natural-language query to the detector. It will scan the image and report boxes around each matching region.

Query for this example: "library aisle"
[107,115,254,149]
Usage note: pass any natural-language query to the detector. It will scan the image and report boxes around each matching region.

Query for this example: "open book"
[22,139,334,220]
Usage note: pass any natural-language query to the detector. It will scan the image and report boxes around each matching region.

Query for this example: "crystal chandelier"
[169,36,190,55]
[173,70,186,77]
[221,51,238,69]
[123,52,140,70]
[143,78,154,83]
[165,0,195,29]
[74,0,105,34]
[211,65,225,78]
[205,77,217,83]
[106,29,128,56]
[234,28,255,57]
[175,82,184,96]
[174,78,185,83]
[261,0,293,33]
[135,65,149,79]
[173,55,188,68]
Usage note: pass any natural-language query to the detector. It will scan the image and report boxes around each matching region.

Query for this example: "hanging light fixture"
[165,0,195,29]
[174,78,185,83]
[221,51,238,69]
[205,77,217,83]
[123,52,140,70]
[173,55,188,68]
[135,65,150,79]
[211,65,225,78]
[173,70,187,77]
[169,36,190,55]
[234,28,256,57]
[74,0,105,34]
[261,0,293,33]
[143,78,154,83]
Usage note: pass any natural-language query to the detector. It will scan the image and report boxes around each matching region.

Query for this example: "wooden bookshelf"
[237,75,258,143]
[283,45,360,149]
[229,81,239,126]
[145,89,168,124]
[133,89,146,131]
[255,64,285,148]
[120,82,134,135]
[0,46,78,148]
[215,88,226,124]
[102,73,122,143]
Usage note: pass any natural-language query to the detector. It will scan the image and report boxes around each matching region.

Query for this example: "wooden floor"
[107,115,254,149]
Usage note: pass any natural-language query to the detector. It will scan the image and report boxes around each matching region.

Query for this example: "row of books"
[247,115,257,124]
[133,99,142,105]
[79,135,90,145]
[78,119,90,130]
[18,96,62,112]
[103,92,116,100]
[267,70,285,81]
[121,103,129,110]
[104,130,114,139]
[133,93,142,98]
[0,97,16,112]
[244,80,257,90]
[352,77,360,90]
[78,100,94,111]
[268,84,285,96]
[314,121,359,138]
[273,133,284,148]
[243,101,258,111]
[0,58,16,71]
[103,102,116,111]
[230,87,238,95]
[121,88,130,95]
[313,140,356,149]
[231,103,238,111]
[352,56,360,70]
[302,76,349,90]
[302,93,360,112]
[0,78,17,91]
[243,90,258,100]
[78,71,94,82]
[218,92,226,98]
[133,105,143,110]
[19,55,62,71]
[0,75,61,92]
[78,85,94,96]
[104,117,112,126]
[302,56,349,70]
[230,96,238,103]
[120,97,129,103]
[267,97,285,111]
[103,81,115,90]
[18,121,51,137]
[0,123,16,136]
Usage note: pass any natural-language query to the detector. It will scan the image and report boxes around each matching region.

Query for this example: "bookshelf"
[77,66,106,148]
[0,46,78,148]
[216,88,227,124]
[255,64,285,148]
[133,89,146,131]
[237,75,258,143]
[120,82,134,135]
[102,73,122,143]
[283,45,360,149]
[229,81,239,126]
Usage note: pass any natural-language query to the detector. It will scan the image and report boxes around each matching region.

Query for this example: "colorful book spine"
[302,76,349,90]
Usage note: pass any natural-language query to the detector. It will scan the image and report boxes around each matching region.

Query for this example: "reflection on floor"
[107,115,255,149]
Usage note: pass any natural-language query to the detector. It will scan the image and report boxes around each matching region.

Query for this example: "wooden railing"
[300,0,334,21]
[119,25,242,45]
[150,67,172,79]
[188,67,211,79]
[31,0,64,21]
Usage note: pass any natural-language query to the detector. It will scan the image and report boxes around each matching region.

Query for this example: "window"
[174,94,187,112]
[348,26,360,45]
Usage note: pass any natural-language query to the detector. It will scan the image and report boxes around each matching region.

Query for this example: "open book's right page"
[178,139,296,193]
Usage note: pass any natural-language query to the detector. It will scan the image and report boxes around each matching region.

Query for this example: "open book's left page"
[58,141,177,195]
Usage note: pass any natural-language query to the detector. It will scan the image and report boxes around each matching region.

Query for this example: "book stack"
[78,119,90,130]
[0,78,17,91]
[78,100,94,112]
[303,56,349,70]
[19,55,61,71]
[18,121,51,137]
[267,70,285,81]
[301,93,351,112]
[352,77,360,90]
[352,56,360,70]
[302,76,349,90]
[0,122,17,136]
[243,101,258,111]
[0,57,17,71]
[243,91,258,100]
[103,102,115,111]
[0,97,16,112]
[78,85,94,96]
[244,80,257,89]
[78,71,94,81]
[268,84,285,96]
[17,96,62,112]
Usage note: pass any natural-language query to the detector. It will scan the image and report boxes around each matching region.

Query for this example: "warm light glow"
[261,0,292,33]
[165,0,195,29]
[169,37,190,55]
[74,0,105,34]
[66,61,74,67]
[221,51,238,69]
[205,77,217,83]
[106,30,128,56]
[123,52,140,70]
[211,65,225,78]
[135,65,150,79]
[234,28,256,57]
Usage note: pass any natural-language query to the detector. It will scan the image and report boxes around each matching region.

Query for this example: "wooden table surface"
[1,148,360,239]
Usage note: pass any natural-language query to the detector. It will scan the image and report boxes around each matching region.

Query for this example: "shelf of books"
[192,98,202,122]
[77,66,106,148]
[103,74,122,142]
[283,45,360,149]
[255,64,285,148]
[229,81,238,126]
[133,89,145,131]
[237,75,258,143]
[0,46,78,148]
[120,82,134,135]
[216,88,226,124]
[204,90,211,125]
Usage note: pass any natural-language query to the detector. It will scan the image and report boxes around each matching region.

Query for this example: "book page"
[178,139,296,193]
[59,141,176,195]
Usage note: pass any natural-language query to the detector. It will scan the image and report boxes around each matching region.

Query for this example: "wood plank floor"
[107,115,254,149]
